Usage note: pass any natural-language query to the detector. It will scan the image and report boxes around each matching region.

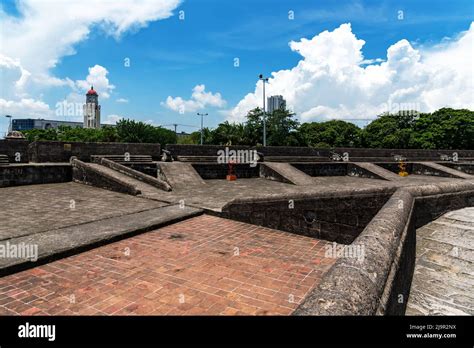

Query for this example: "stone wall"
[0,140,29,163]
[291,163,347,176]
[376,162,457,177]
[127,163,158,177]
[293,181,474,316]
[0,164,71,187]
[100,158,171,191]
[29,141,161,163]
[71,159,140,195]
[166,144,474,161]
[438,162,474,175]
[192,163,260,179]
[221,187,395,244]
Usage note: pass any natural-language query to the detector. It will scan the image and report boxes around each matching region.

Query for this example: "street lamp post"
[196,113,208,145]
[258,74,269,146]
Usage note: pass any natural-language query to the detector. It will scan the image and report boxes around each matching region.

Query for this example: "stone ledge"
[293,182,474,315]
[0,204,203,277]
[71,158,140,195]
[100,157,172,191]
[223,185,397,207]
[293,189,413,315]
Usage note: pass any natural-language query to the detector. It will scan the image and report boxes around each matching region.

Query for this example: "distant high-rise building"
[83,86,101,128]
[267,95,286,114]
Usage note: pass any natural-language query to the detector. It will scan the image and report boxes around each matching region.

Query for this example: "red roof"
[87,86,97,95]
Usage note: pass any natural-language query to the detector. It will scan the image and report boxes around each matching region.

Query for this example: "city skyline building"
[267,95,286,114]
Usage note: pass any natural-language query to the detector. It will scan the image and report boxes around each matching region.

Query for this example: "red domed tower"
[83,86,101,128]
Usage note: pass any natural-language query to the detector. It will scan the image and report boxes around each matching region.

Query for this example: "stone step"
[86,163,160,196]
[422,162,472,179]
[0,154,9,165]
[355,162,402,181]
[157,162,206,190]
[91,155,153,164]
[260,162,314,185]
[177,155,218,162]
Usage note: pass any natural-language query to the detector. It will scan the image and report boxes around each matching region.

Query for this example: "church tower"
[83,86,101,128]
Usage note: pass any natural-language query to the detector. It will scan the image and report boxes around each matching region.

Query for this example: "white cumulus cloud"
[229,22,474,123]
[75,65,115,99]
[163,84,226,113]
[0,98,52,117]
[0,0,181,125]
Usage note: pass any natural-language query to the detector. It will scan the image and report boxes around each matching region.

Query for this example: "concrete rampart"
[29,141,161,162]
[71,159,140,195]
[293,181,474,315]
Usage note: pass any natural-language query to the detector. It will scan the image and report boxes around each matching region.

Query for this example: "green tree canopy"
[360,113,416,149]
[19,108,474,149]
[299,120,361,148]
[115,119,177,144]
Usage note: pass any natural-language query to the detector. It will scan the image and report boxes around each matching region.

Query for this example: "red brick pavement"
[0,215,336,315]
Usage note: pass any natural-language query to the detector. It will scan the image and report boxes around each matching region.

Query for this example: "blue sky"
[1,0,473,135]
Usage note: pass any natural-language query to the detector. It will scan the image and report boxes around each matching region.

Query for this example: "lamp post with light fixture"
[258,74,269,146]
[196,112,208,145]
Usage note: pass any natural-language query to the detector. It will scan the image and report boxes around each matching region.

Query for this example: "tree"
[360,113,416,148]
[299,120,361,147]
[212,121,246,145]
[411,108,474,149]
[20,108,474,149]
[266,109,300,146]
[115,119,177,144]
[242,107,264,145]
[189,128,213,145]
[239,107,300,146]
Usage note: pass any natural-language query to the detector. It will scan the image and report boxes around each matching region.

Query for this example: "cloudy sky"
[0,0,473,135]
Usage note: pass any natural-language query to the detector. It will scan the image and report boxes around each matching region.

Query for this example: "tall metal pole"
[196,113,208,145]
[259,75,268,146]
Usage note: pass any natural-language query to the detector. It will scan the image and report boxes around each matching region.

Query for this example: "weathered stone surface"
[0,182,166,240]
[0,139,29,163]
[28,141,161,162]
[0,202,202,275]
[157,162,206,190]
[355,162,402,181]
[72,159,140,195]
[293,189,414,315]
[0,163,71,187]
[100,158,171,191]
[259,162,307,185]
[423,162,473,179]
[406,207,474,315]
[165,144,474,161]
[439,162,474,175]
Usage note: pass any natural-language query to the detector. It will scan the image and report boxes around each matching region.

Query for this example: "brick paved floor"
[0,215,335,315]
[0,182,166,240]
